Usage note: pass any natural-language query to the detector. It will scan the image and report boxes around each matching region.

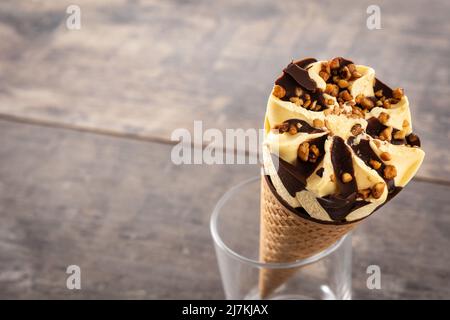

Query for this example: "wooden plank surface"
[0,0,449,300]
[0,120,448,299]
[0,0,448,179]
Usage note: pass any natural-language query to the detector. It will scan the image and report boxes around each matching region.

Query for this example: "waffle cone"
[258,175,359,298]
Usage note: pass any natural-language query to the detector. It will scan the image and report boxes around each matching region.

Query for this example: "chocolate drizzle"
[295,58,318,69]
[310,89,327,108]
[347,137,403,202]
[275,119,326,194]
[283,62,317,91]
[339,57,355,68]
[348,137,395,193]
[316,168,324,177]
[316,136,370,221]
[264,175,357,225]
[407,133,421,147]
[348,138,380,167]
[386,185,402,202]
[366,117,421,148]
[391,128,407,145]
[366,117,387,138]
[275,135,371,222]
[374,78,393,98]
[317,196,369,222]
[275,134,328,197]
[275,58,318,101]
[330,137,357,197]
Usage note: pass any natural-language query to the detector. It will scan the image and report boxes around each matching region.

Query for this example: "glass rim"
[210,175,348,269]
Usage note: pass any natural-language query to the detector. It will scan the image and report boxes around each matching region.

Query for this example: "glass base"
[244,284,347,300]
[211,176,353,300]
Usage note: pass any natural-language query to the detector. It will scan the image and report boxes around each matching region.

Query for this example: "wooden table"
[0,0,449,299]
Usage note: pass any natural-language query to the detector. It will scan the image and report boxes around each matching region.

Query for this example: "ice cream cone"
[258,175,359,298]
[258,56,424,298]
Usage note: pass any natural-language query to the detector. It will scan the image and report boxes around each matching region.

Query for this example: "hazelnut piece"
[297,142,309,162]
[392,87,404,100]
[380,152,392,161]
[341,172,353,183]
[384,165,397,180]
[372,182,385,199]
[273,85,286,99]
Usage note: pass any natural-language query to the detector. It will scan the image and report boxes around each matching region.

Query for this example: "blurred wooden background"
[0,0,449,299]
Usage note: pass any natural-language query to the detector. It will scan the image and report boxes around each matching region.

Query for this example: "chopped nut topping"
[330,57,341,69]
[297,142,309,162]
[383,100,391,109]
[347,63,356,73]
[393,130,406,140]
[355,94,365,104]
[325,83,339,97]
[379,126,393,141]
[289,97,304,106]
[273,60,412,144]
[351,106,365,118]
[373,140,381,148]
[372,182,385,199]
[358,188,371,200]
[288,124,298,135]
[361,97,374,109]
[351,124,363,136]
[369,159,382,170]
[319,71,330,81]
[290,96,299,103]
[339,90,353,101]
[321,62,331,74]
[392,87,404,100]
[389,98,400,105]
[351,71,362,79]
[313,119,324,128]
[337,79,349,89]
[340,66,351,80]
[341,172,353,183]
[380,152,392,161]
[303,100,311,108]
[273,85,286,99]
[384,165,397,179]
[309,145,320,162]
[378,112,390,124]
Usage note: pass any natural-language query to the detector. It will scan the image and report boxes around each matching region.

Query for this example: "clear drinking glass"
[210,176,352,300]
